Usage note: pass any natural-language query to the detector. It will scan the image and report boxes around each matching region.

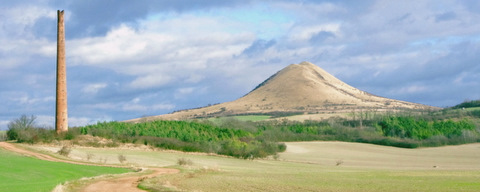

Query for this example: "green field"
[27,142,480,191]
[208,115,271,123]
[0,148,130,192]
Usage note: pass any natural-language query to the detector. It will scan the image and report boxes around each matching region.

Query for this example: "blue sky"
[1,0,480,129]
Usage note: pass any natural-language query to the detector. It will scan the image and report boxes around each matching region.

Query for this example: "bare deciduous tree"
[8,115,37,129]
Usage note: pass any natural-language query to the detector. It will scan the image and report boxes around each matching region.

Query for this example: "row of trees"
[377,116,474,139]
[5,116,286,159]
[451,100,480,109]
[80,120,251,142]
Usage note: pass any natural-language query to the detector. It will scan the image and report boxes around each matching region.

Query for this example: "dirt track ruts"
[0,142,179,192]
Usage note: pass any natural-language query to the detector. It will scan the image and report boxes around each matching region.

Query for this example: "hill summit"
[127,62,436,122]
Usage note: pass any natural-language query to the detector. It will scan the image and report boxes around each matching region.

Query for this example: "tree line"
[5,100,480,159]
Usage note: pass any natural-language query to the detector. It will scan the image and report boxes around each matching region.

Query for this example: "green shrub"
[7,105,479,159]
[6,115,57,143]
[7,115,37,141]
[469,110,480,118]
[377,116,475,140]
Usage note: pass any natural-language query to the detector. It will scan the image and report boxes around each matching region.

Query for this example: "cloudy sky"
[1,0,480,129]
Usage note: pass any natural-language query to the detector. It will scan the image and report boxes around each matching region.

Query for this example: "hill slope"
[127,62,437,122]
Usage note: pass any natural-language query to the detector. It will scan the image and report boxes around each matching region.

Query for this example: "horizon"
[1,1,479,129]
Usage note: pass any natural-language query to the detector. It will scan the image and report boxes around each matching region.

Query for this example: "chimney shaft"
[55,10,68,133]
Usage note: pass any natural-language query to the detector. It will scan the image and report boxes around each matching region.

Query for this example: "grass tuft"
[177,158,193,166]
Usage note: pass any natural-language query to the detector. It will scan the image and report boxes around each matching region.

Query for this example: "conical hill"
[126,61,437,122]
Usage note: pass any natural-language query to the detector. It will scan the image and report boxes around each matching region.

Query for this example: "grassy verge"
[0,148,130,192]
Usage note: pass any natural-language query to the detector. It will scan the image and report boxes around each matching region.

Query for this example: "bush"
[6,128,18,141]
[57,146,71,157]
[5,115,57,143]
[7,115,37,141]
[469,110,480,118]
[118,154,127,164]
[7,127,55,144]
[177,158,193,166]
[62,128,81,140]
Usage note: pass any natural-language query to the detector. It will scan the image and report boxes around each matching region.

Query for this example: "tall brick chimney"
[55,10,68,133]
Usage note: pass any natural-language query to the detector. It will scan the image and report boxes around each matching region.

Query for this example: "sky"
[1,0,480,129]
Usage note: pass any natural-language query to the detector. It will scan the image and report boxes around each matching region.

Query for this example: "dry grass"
[281,141,480,170]
[23,141,480,191]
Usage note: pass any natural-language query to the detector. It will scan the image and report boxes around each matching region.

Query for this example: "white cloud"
[0,5,55,35]
[82,103,117,110]
[69,116,113,127]
[132,97,141,104]
[128,75,171,89]
[152,104,175,111]
[345,1,480,45]
[69,25,149,64]
[2,0,480,127]
[120,97,175,112]
[82,83,108,94]
[68,17,253,69]
[122,103,147,112]
[0,38,55,71]
[177,87,195,94]
[67,16,255,92]
[12,94,54,105]
[35,115,55,128]
[184,74,204,83]
[389,85,427,95]
[174,87,206,99]
[0,120,9,130]
[122,102,175,112]
[288,23,341,42]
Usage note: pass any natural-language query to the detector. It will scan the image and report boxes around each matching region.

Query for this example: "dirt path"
[80,168,179,192]
[0,142,179,192]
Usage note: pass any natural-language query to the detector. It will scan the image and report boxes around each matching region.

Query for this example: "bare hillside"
[127,62,437,122]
